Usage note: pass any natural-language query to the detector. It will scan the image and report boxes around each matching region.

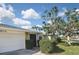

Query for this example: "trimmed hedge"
[39,39,56,53]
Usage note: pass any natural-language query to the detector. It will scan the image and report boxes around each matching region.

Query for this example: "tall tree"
[41,6,66,40]
[64,8,79,45]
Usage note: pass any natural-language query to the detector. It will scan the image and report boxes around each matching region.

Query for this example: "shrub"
[51,38,58,46]
[39,39,56,53]
[56,37,62,43]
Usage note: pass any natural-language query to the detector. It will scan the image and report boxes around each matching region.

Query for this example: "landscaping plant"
[39,39,54,53]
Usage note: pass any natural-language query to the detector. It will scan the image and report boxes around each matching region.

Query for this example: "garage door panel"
[0,32,25,53]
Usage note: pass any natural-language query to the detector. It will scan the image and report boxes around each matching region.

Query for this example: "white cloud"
[62,8,68,12]
[57,8,68,17]
[0,7,15,19]
[76,9,79,14]
[0,3,33,30]
[8,5,14,12]
[0,3,32,29]
[21,8,40,19]
[21,25,31,29]
[0,22,2,23]
[0,4,15,20]
[0,3,6,9]
[36,25,42,28]
[12,18,31,26]
[58,12,65,17]
[47,20,52,24]
[76,9,79,12]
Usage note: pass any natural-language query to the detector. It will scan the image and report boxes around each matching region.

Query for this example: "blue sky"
[0,3,79,29]
[8,3,53,26]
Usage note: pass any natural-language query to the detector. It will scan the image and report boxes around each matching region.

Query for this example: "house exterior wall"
[25,32,30,40]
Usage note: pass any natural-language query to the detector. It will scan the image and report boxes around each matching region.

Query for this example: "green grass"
[56,42,79,55]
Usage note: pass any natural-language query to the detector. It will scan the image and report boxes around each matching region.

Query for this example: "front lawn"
[56,42,79,55]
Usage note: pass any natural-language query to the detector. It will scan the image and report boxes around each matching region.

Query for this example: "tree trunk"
[48,36,52,40]
[67,36,71,45]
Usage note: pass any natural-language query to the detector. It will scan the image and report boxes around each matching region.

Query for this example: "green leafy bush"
[56,37,62,43]
[39,39,56,53]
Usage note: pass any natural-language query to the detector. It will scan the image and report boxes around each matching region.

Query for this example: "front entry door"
[30,34,36,47]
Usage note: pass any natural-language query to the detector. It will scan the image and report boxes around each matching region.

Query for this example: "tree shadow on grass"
[52,46,65,53]
[71,43,79,46]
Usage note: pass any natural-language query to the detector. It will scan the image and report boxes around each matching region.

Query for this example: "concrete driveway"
[0,48,44,55]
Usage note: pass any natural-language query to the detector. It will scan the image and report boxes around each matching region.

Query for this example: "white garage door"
[0,32,25,53]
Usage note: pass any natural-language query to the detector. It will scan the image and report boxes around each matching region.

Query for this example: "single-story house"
[0,23,42,53]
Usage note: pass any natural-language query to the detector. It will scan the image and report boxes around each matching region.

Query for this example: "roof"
[0,23,25,30]
[0,23,42,34]
[0,23,28,32]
